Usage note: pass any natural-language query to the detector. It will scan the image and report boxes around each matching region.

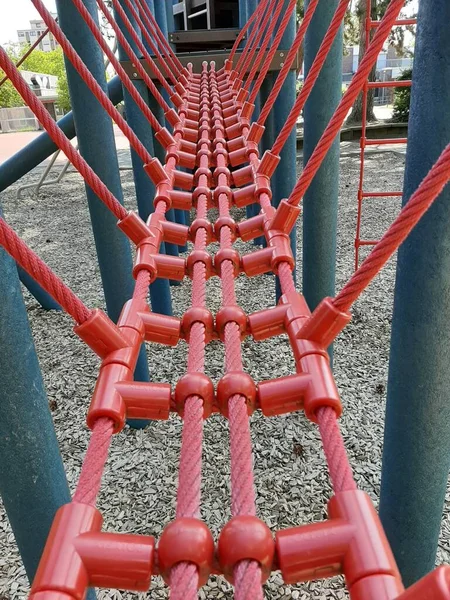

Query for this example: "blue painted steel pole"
[302,0,342,313]
[379,0,450,586]
[272,0,297,300]
[0,76,123,192]
[115,0,173,316]
[17,266,61,310]
[55,0,150,403]
[0,249,70,581]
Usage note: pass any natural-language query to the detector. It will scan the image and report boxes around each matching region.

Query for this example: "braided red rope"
[0,218,91,324]
[229,0,266,64]
[30,0,156,165]
[70,0,163,134]
[235,0,272,76]
[288,0,404,205]
[108,0,174,100]
[248,0,305,105]
[334,142,450,312]
[0,46,127,222]
[96,0,173,108]
[271,0,352,155]
[256,0,320,123]
[133,0,184,75]
[238,0,276,81]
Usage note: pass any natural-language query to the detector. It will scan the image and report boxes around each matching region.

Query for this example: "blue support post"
[0,76,123,193]
[115,0,173,316]
[17,266,61,310]
[55,0,150,410]
[272,0,297,300]
[0,249,70,582]
[379,0,450,586]
[302,0,342,315]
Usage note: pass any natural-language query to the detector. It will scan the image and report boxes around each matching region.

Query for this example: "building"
[17,14,59,52]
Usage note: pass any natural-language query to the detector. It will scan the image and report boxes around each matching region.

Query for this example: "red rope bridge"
[0,0,449,598]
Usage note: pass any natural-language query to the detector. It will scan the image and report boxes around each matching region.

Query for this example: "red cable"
[133,0,182,84]
[248,0,302,105]
[30,0,156,166]
[334,142,450,312]
[0,46,128,222]
[238,0,276,81]
[0,217,91,324]
[234,0,271,77]
[228,0,266,64]
[70,0,163,134]
[271,0,352,155]
[107,0,174,100]
[133,0,184,74]
[243,0,290,93]
[288,0,405,206]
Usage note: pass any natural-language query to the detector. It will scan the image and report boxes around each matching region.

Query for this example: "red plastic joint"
[247,122,265,144]
[271,200,301,235]
[217,516,274,583]
[132,237,158,281]
[232,165,254,187]
[233,184,257,208]
[214,216,237,242]
[74,309,128,359]
[276,490,401,592]
[258,151,281,178]
[186,250,214,279]
[174,373,215,418]
[154,254,186,281]
[169,190,193,210]
[190,218,214,245]
[248,304,288,341]
[396,567,450,600]
[30,503,154,600]
[117,211,153,245]
[241,247,274,277]
[215,306,248,341]
[181,307,215,343]
[298,297,352,349]
[214,248,241,277]
[140,311,181,346]
[237,214,265,242]
[144,158,168,185]
[161,220,189,246]
[116,381,171,421]
[216,371,257,417]
[173,169,194,190]
[157,518,214,587]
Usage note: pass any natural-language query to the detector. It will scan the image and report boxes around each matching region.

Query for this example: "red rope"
[133,0,182,83]
[229,0,266,64]
[234,0,272,77]
[334,142,450,312]
[30,0,155,165]
[70,0,163,134]
[288,0,404,205]
[248,0,305,105]
[0,46,128,222]
[97,0,171,110]
[271,0,352,155]
[133,0,184,75]
[107,0,174,101]
[237,0,276,81]
[256,0,320,123]
[0,218,91,324]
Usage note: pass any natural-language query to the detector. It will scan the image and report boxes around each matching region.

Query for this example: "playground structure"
[0,0,449,599]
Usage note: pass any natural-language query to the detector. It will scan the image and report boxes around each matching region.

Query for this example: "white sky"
[0,0,57,46]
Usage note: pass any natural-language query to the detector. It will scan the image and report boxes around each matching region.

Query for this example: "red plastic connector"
[217,516,274,583]
[117,211,153,245]
[214,248,241,277]
[144,158,168,185]
[396,566,450,600]
[74,309,128,359]
[298,297,352,348]
[270,200,301,235]
[232,165,254,188]
[237,214,265,242]
[186,250,214,279]
[214,216,237,242]
[29,503,154,600]
[276,490,402,595]
[175,372,215,419]
[154,254,186,281]
[215,306,248,340]
[140,311,181,346]
[181,307,215,343]
[216,371,257,417]
[157,518,214,587]
[258,150,281,178]
[190,218,214,244]
[233,184,257,208]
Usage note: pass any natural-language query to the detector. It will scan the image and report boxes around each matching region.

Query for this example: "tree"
[346,0,415,124]
[391,67,412,123]
[0,44,70,111]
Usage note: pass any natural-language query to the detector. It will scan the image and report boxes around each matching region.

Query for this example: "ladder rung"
[370,18,417,28]
[367,80,411,89]
[364,138,407,146]
[357,240,379,247]
[188,8,207,18]
[361,191,403,198]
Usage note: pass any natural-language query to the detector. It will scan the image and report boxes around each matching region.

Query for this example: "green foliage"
[391,68,412,123]
[0,44,70,111]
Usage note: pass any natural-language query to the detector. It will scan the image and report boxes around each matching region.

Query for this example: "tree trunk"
[347,0,377,124]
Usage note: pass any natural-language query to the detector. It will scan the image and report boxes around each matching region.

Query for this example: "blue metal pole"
[302,0,342,314]
[55,0,150,410]
[17,266,61,310]
[272,0,297,301]
[0,76,123,193]
[0,249,70,582]
[115,0,173,317]
[379,0,450,586]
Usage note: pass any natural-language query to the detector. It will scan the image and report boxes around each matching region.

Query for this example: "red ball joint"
[216,371,257,417]
[217,516,274,583]
[181,307,215,343]
[215,306,248,341]
[175,373,215,418]
[157,518,214,587]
